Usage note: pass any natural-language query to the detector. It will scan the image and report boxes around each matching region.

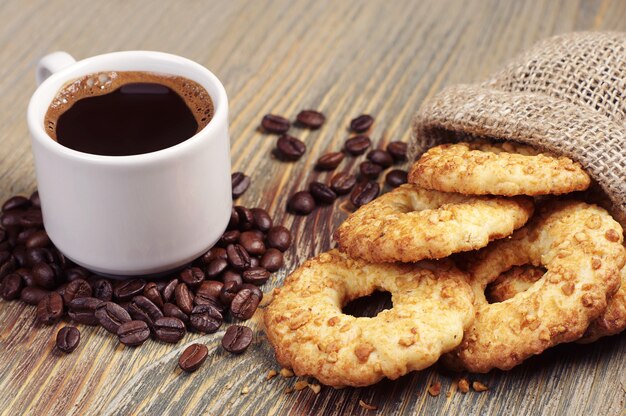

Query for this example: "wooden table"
[1,0,625,414]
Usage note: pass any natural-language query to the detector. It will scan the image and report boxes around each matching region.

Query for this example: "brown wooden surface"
[1,0,625,415]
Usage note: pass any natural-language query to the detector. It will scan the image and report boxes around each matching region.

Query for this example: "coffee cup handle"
[36,51,76,86]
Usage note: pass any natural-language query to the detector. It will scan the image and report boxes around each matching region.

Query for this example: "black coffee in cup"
[44,71,214,156]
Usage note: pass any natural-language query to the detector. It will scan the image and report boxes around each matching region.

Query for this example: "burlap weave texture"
[409,32,626,223]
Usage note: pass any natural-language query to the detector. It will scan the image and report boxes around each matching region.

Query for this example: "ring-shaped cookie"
[334,184,534,263]
[487,265,626,344]
[444,201,625,373]
[409,141,591,196]
[263,249,475,387]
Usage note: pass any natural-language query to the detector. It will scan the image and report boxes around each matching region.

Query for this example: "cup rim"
[27,50,228,166]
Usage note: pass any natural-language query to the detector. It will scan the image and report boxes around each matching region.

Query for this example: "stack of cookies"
[263,141,626,388]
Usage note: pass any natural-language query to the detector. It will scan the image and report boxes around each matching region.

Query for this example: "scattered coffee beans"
[68,297,103,326]
[296,110,325,129]
[288,191,316,215]
[231,172,251,199]
[276,135,306,161]
[0,272,22,300]
[330,172,357,195]
[230,286,262,320]
[36,292,63,325]
[56,326,80,353]
[260,248,284,272]
[222,325,253,353]
[359,161,383,179]
[350,181,380,207]
[309,182,337,205]
[154,317,186,343]
[387,141,408,161]
[20,286,48,305]
[350,114,374,132]
[189,304,223,333]
[95,302,132,334]
[367,149,394,168]
[385,169,408,187]
[117,320,150,346]
[261,114,290,134]
[179,343,208,372]
[266,226,292,251]
[316,152,344,171]
[344,135,372,156]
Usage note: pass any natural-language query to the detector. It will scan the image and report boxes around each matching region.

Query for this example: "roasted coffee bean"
[266,226,292,251]
[344,135,371,155]
[228,207,240,230]
[309,182,337,204]
[230,287,262,320]
[30,191,41,208]
[63,279,92,304]
[385,169,408,187]
[26,247,53,266]
[200,247,228,266]
[296,109,325,129]
[68,297,103,325]
[154,317,186,343]
[239,231,266,256]
[220,230,240,246]
[117,320,150,346]
[330,172,357,195]
[387,141,408,161]
[241,283,263,299]
[222,270,243,286]
[56,326,80,353]
[32,262,57,289]
[180,267,205,288]
[367,149,394,168]
[260,248,284,272]
[249,257,260,268]
[175,282,194,315]
[163,302,189,323]
[276,135,306,161]
[189,304,223,333]
[36,292,64,324]
[65,267,90,282]
[162,278,179,302]
[95,302,132,333]
[55,283,68,298]
[25,230,50,249]
[51,248,67,268]
[1,211,23,228]
[49,263,65,282]
[20,209,43,228]
[226,244,251,271]
[350,114,374,132]
[350,181,380,208]
[194,291,224,312]
[242,267,270,285]
[17,228,38,246]
[261,114,290,134]
[0,252,15,277]
[11,245,26,268]
[316,152,344,171]
[179,343,208,372]
[93,279,113,301]
[288,191,316,215]
[207,258,228,278]
[197,280,223,300]
[235,206,254,231]
[114,279,146,302]
[20,286,49,305]
[15,268,34,287]
[359,161,383,179]
[0,229,5,243]
[219,280,241,306]
[251,208,272,232]
[222,325,253,354]
[2,196,30,212]
[143,282,164,309]
[0,272,23,300]
[129,295,163,328]
[231,172,251,199]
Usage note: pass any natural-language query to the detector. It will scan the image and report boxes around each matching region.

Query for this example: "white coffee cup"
[27,51,232,276]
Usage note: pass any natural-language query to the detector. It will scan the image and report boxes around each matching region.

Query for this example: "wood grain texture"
[1,0,625,415]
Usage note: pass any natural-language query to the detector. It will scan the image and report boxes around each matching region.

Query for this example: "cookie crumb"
[241,386,249,395]
[294,380,309,391]
[309,384,321,394]
[267,370,278,380]
[359,400,377,410]
[225,383,233,390]
[284,387,294,394]
[472,381,488,392]
[280,368,294,378]
[457,378,470,393]
[428,381,441,397]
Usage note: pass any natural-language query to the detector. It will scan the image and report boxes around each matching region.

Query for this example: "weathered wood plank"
[0,0,625,415]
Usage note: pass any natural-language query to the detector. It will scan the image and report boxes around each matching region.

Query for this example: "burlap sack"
[409,31,626,224]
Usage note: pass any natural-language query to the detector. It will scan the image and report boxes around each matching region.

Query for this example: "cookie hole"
[342,290,392,318]
[485,265,547,304]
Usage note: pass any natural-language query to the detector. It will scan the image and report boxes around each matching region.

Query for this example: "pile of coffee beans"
[0,195,291,373]
[260,111,408,214]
